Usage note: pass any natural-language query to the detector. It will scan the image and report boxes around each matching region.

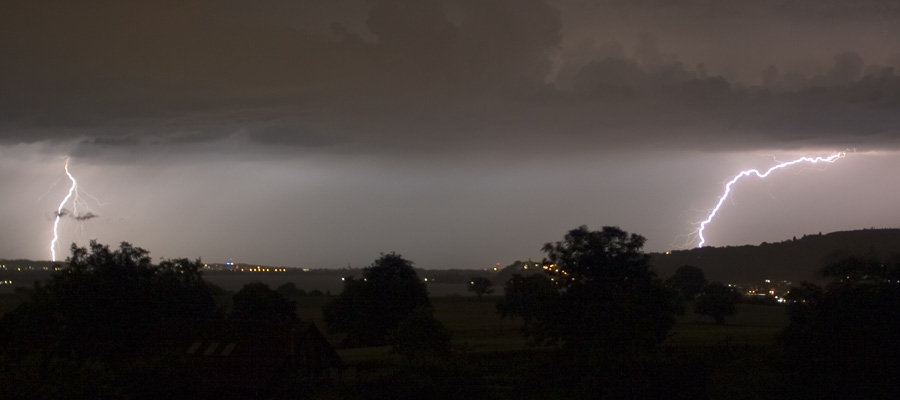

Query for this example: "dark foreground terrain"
[303,295,790,399]
[0,289,791,399]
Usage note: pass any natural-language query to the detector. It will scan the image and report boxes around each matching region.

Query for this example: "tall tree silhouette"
[500,226,680,359]
[324,252,433,347]
[669,264,707,300]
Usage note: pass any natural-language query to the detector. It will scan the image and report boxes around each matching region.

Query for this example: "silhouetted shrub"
[324,252,432,347]
[782,256,900,399]
[231,282,297,321]
[695,282,741,324]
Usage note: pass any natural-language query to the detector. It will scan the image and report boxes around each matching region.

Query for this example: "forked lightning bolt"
[696,151,848,248]
[50,158,78,261]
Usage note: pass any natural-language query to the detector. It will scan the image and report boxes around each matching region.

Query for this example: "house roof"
[182,320,342,393]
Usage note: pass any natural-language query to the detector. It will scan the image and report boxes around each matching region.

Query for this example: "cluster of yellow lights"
[237,267,290,272]
[542,264,578,283]
[542,265,566,274]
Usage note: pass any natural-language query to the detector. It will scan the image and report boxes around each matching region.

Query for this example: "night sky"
[2,0,900,269]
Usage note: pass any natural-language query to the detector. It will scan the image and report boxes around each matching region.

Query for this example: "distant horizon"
[6,226,898,269]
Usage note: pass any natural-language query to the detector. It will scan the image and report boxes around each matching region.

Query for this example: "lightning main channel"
[50,158,77,261]
[696,151,848,248]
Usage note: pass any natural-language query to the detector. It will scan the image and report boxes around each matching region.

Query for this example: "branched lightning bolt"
[695,150,849,248]
[50,158,78,261]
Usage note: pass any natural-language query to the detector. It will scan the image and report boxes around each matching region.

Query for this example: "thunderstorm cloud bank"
[2,0,900,267]
[3,0,900,155]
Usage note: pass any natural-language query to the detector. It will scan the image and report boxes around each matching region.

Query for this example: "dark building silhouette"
[183,320,344,397]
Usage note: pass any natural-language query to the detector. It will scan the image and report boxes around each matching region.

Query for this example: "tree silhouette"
[782,255,900,399]
[499,226,681,360]
[694,282,741,324]
[467,276,494,298]
[231,282,298,322]
[1,241,216,356]
[323,252,434,347]
[496,273,556,339]
[0,241,216,399]
[276,282,306,299]
[669,264,707,300]
[389,305,452,358]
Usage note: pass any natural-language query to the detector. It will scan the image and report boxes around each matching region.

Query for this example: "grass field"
[2,288,789,351]
[1,287,792,398]
[314,296,793,399]
[668,302,789,346]
[431,296,531,352]
[306,295,790,370]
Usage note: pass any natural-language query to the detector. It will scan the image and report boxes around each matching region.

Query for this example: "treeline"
[0,242,316,399]
[2,225,900,398]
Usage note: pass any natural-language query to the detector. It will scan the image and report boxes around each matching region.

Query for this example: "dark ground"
[0,282,792,399]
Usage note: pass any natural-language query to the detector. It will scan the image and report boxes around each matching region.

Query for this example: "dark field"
[1,290,789,351]
[204,273,473,297]
[296,296,788,351]
[306,296,791,399]
[0,283,792,399]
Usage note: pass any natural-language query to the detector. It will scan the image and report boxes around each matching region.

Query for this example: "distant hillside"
[0,259,58,271]
[650,229,900,284]
[494,260,544,285]
[7,229,900,289]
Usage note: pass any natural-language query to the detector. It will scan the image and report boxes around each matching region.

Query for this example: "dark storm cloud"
[81,137,143,148]
[52,208,98,221]
[247,125,335,148]
[2,0,900,156]
[552,0,900,21]
[72,212,98,222]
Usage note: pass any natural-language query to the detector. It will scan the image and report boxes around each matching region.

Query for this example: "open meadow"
[0,283,793,399]
[294,295,792,399]
[290,295,791,351]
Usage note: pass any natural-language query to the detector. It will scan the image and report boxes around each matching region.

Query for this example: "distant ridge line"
[651,228,900,284]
